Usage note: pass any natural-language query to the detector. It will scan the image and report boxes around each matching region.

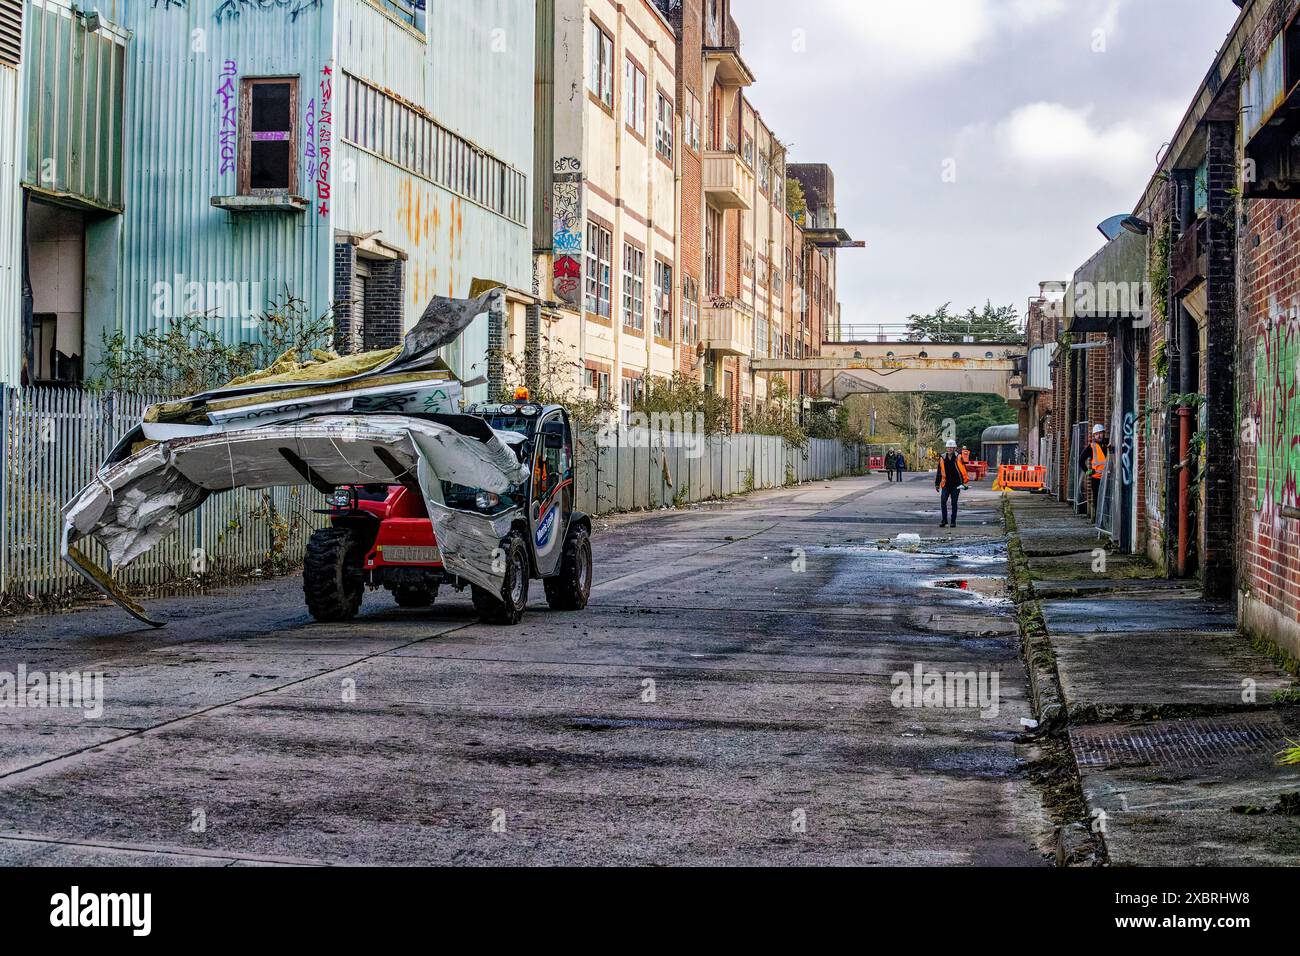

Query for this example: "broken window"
[653,258,672,339]
[241,77,297,194]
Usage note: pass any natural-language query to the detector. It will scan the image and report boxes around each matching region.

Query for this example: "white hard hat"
[1092,424,1105,435]
[946,439,958,449]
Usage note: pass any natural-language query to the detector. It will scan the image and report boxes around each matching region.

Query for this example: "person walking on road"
[935,439,969,528]
[884,451,895,482]
[895,453,906,483]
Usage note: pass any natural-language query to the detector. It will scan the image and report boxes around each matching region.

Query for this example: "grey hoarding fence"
[571,427,866,517]
[0,387,866,600]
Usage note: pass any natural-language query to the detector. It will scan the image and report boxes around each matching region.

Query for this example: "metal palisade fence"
[0,387,322,601]
[0,387,865,601]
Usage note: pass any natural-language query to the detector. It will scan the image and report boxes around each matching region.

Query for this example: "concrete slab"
[1069,712,1300,866]
[1052,630,1295,716]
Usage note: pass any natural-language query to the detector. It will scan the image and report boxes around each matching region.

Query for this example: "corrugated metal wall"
[333,0,535,400]
[21,0,125,210]
[111,0,336,375]
[0,56,24,386]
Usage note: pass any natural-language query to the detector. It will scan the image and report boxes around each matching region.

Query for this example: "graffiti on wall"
[552,157,583,310]
[315,65,333,217]
[304,87,317,193]
[1120,411,1135,487]
[1253,310,1300,518]
[216,59,238,177]
[213,0,323,23]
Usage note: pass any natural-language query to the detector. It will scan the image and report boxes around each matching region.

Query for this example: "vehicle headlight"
[475,491,500,511]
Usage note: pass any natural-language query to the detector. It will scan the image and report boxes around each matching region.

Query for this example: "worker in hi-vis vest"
[1080,423,1108,519]
[935,439,969,528]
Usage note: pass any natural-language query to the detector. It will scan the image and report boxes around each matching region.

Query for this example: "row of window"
[584,211,812,351]
[591,21,678,164]
[341,71,528,226]
[585,217,691,342]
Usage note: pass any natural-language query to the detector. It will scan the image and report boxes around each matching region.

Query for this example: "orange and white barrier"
[992,464,1046,492]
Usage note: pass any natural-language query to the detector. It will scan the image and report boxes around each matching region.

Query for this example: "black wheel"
[303,527,364,622]
[471,531,530,625]
[544,527,592,611]
[391,584,437,608]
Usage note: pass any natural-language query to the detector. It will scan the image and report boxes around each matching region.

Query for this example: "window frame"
[584,219,613,318]
[622,241,646,332]
[239,76,299,196]
[655,90,674,162]
[682,275,700,346]
[588,20,614,109]
[624,57,647,136]
[653,258,673,339]
[685,92,701,154]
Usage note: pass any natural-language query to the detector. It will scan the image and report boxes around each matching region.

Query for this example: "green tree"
[906,301,1023,344]
[926,393,1017,452]
[786,176,808,223]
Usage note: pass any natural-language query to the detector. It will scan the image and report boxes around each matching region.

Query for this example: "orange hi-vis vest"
[937,455,969,489]
[1090,442,1107,480]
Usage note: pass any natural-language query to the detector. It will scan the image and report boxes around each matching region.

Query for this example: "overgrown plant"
[92,289,336,399]
[745,377,809,450]
[634,371,733,435]
[492,331,616,432]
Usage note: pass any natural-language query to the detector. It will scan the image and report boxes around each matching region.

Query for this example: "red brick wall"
[673,0,704,376]
[1239,196,1300,638]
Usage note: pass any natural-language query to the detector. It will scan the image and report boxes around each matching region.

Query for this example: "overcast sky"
[735,0,1241,329]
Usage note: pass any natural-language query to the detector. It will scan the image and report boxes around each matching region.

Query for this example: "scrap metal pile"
[60,284,529,625]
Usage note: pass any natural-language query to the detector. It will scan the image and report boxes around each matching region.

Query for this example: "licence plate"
[381,546,441,564]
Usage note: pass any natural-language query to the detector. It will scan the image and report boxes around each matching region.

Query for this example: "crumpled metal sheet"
[426,503,519,594]
[60,285,518,626]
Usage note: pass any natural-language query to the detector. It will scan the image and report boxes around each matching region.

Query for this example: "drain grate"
[1069,713,1296,770]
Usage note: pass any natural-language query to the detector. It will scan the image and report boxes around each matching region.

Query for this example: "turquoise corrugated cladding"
[0,59,25,385]
[333,0,534,394]
[22,0,125,212]
[113,0,336,367]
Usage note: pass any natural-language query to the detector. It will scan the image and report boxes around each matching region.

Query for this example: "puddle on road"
[930,576,1009,599]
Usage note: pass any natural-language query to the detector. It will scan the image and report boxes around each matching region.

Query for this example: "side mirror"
[543,433,564,450]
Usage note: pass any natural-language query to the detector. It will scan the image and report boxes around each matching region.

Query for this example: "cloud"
[821,0,1074,76]
[993,101,1158,187]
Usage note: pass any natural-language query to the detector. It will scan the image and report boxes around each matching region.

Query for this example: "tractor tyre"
[544,527,592,611]
[303,527,364,622]
[471,531,530,625]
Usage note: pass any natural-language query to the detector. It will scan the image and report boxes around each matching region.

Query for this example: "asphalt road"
[0,474,1051,865]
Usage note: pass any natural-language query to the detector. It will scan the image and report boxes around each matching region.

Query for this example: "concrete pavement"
[0,474,1052,865]
[1006,493,1300,866]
